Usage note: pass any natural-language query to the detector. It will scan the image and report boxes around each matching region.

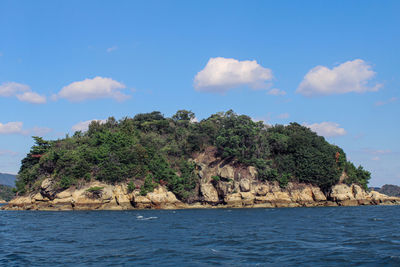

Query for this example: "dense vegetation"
[0,185,15,202]
[15,110,370,200]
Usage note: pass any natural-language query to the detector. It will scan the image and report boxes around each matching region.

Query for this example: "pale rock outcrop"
[352,184,367,200]
[224,193,242,207]
[40,178,58,200]
[147,186,181,206]
[215,180,233,196]
[2,147,400,210]
[217,165,235,180]
[255,184,269,196]
[133,195,152,209]
[200,183,219,203]
[239,179,251,192]
[240,192,255,205]
[287,184,314,203]
[330,184,355,201]
[248,166,257,180]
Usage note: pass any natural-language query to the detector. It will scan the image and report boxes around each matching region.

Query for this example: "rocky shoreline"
[3,148,399,211]
[2,179,399,211]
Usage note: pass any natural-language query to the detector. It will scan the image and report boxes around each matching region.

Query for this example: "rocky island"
[3,110,399,211]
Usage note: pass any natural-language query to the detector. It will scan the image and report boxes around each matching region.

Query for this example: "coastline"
[2,180,399,211]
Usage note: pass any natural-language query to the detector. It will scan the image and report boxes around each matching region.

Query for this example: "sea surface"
[1,205,400,266]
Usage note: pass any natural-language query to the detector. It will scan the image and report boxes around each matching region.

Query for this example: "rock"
[352,184,367,200]
[248,166,257,179]
[273,191,292,203]
[133,195,152,209]
[339,199,359,206]
[224,193,242,207]
[311,186,327,201]
[217,165,235,180]
[368,190,394,204]
[200,183,219,203]
[8,195,32,206]
[32,193,48,202]
[56,190,73,199]
[255,184,269,196]
[110,184,132,209]
[147,186,179,205]
[239,179,251,192]
[289,185,314,203]
[330,184,355,201]
[215,180,233,197]
[40,178,58,200]
[240,192,255,205]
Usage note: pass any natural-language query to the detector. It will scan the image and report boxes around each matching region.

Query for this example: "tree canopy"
[15,110,370,199]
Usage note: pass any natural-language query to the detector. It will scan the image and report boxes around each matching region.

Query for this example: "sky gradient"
[0,0,399,186]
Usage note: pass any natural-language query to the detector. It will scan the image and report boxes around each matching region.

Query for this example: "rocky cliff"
[2,148,399,211]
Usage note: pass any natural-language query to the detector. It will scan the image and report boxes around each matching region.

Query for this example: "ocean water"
[1,205,400,266]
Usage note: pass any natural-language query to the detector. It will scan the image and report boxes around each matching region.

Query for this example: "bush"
[127,181,135,193]
[140,175,156,196]
[15,110,371,198]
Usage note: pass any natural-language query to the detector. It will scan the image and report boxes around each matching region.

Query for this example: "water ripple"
[1,206,400,266]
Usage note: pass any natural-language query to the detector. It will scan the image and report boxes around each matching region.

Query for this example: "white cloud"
[194,57,273,93]
[0,121,51,135]
[375,97,397,107]
[372,156,380,161]
[16,91,47,104]
[72,119,106,132]
[106,46,118,53]
[0,122,24,134]
[267,88,286,96]
[0,82,46,104]
[0,82,30,97]
[277,113,290,119]
[57,77,129,102]
[297,59,382,96]
[303,122,347,137]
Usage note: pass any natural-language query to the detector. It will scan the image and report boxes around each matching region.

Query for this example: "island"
[2,110,399,211]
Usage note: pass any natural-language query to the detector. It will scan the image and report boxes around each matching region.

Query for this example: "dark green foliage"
[127,181,135,193]
[0,185,15,201]
[212,175,220,182]
[140,174,156,196]
[15,110,371,199]
[267,123,344,191]
[344,162,371,190]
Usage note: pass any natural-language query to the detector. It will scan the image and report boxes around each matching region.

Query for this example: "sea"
[0,205,399,266]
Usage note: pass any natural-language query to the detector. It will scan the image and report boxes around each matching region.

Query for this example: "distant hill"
[0,184,14,202]
[377,184,400,197]
[0,173,16,187]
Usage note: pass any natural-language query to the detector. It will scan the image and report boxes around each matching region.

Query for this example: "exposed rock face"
[2,148,400,211]
[200,183,219,203]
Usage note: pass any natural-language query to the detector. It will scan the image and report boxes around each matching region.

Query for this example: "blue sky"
[0,0,399,186]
